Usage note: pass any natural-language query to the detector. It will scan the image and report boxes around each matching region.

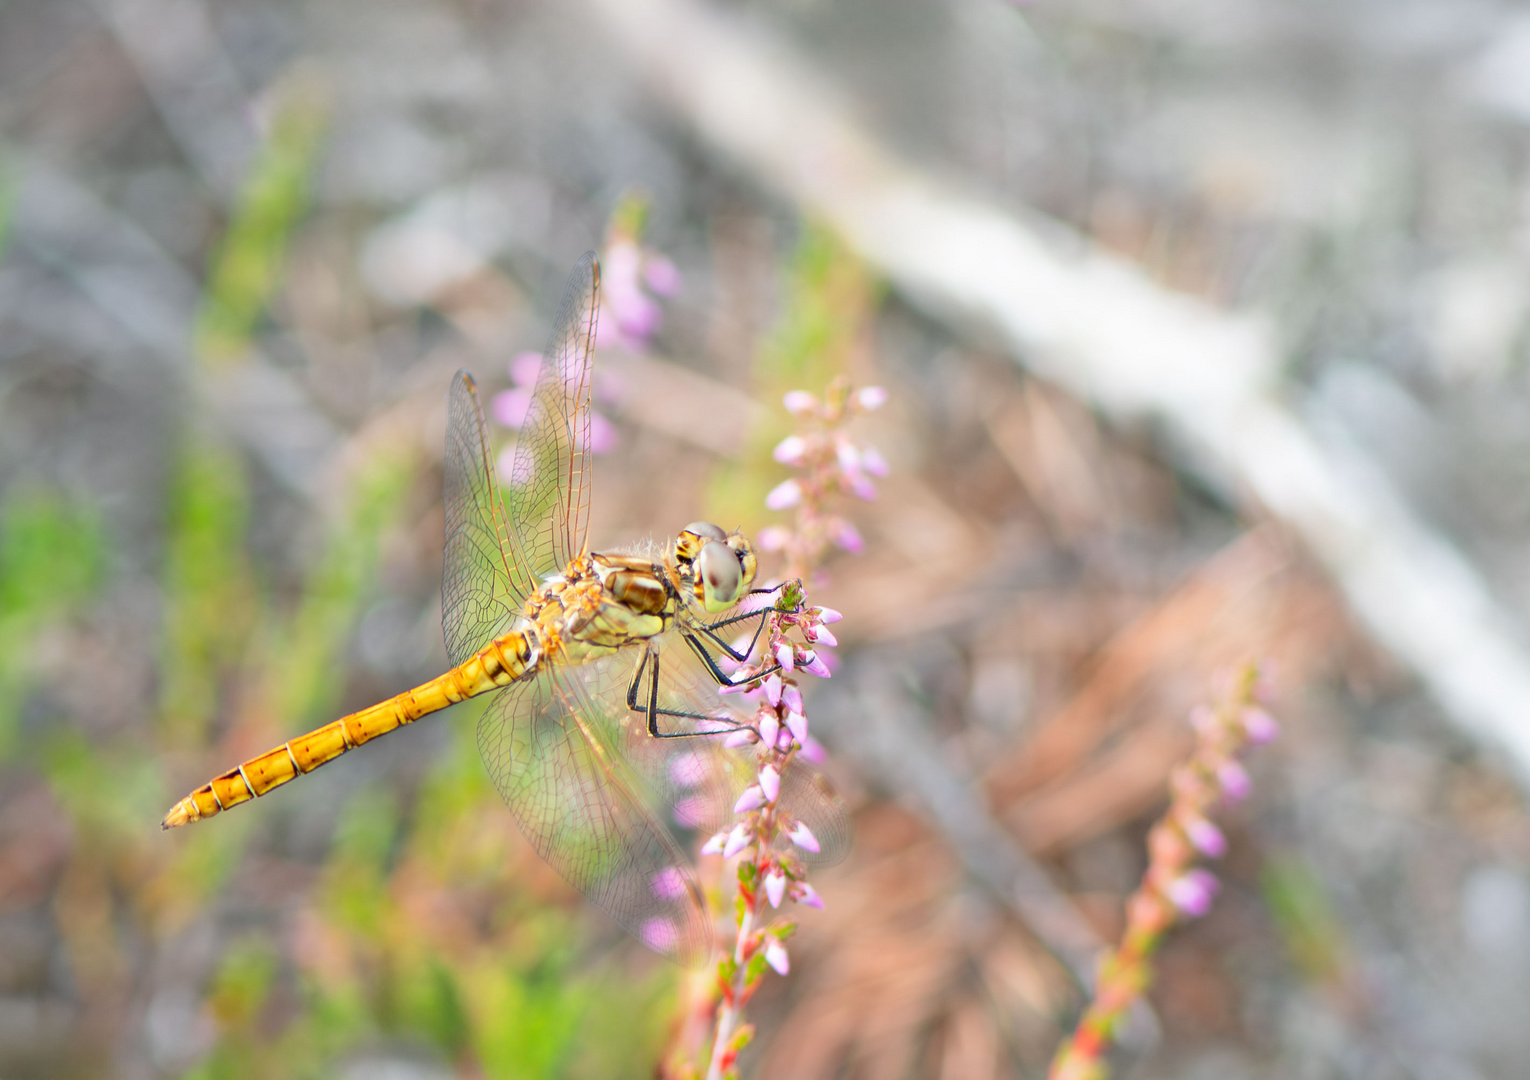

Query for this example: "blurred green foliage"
[0,490,105,758]
[1261,853,1350,987]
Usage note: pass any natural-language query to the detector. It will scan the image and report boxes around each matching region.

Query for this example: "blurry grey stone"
[1460,864,1530,960]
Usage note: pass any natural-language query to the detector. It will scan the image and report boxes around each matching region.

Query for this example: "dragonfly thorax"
[672,522,758,614]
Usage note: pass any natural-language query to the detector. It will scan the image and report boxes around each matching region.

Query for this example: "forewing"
[477,664,713,963]
[505,253,599,582]
[442,371,529,665]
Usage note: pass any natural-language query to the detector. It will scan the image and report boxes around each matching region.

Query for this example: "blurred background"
[5,0,1530,1077]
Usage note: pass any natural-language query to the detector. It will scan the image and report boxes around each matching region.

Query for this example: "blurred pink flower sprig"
[758,377,887,580]
[1049,664,1278,1080]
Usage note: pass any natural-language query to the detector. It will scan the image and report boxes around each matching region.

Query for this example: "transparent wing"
[576,628,853,868]
[442,371,525,666]
[477,664,713,963]
[505,252,600,583]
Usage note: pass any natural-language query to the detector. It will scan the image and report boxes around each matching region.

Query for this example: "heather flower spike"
[1049,663,1278,1080]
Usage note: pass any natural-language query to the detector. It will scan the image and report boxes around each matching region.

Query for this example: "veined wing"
[477,661,712,963]
[575,628,852,868]
[442,371,524,665]
[504,253,600,584]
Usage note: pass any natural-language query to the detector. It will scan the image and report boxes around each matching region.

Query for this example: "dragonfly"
[161,252,847,962]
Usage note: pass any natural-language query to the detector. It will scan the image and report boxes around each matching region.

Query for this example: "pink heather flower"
[643,255,682,297]
[828,518,864,554]
[799,735,828,764]
[787,821,820,854]
[701,831,727,855]
[587,411,617,455]
[734,786,766,814]
[1182,815,1228,858]
[759,764,780,803]
[775,643,795,672]
[669,751,707,788]
[860,445,889,477]
[1241,707,1279,745]
[764,870,787,909]
[784,711,808,743]
[758,712,780,748]
[673,797,708,828]
[783,390,818,416]
[773,434,809,465]
[1167,869,1220,918]
[835,439,861,474]
[762,674,784,707]
[756,525,791,551]
[781,683,804,714]
[798,651,832,679]
[509,350,542,386]
[723,728,755,749]
[846,473,878,501]
[765,479,803,510]
[1216,759,1252,803]
[807,625,837,648]
[764,938,790,975]
[794,883,824,909]
[641,918,679,953]
[650,867,689,900]
[813,607,843,624]
[723,823,752,859]
[492,387,533,428]
[856,386,888,410]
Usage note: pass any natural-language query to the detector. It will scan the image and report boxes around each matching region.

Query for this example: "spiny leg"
[624,644,753,740]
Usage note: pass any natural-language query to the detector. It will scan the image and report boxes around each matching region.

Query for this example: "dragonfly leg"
[695,607,771,662]
[681,627,783,693]
[625,644,752,739]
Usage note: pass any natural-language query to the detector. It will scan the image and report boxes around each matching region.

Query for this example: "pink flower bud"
[787,821,820,853]
[799,735,827,763]
[701,831,727,855]
[650,867,689,900]
[723,823,752,859]
[723,728,756,749]
[813,607,843,624]
[492,388,533,429]
[835,439,861,473]
[759,764,781,803]
[856,386,888,411]
[1241,707,1279,745]
[765,870,787,908]
[808,625,837,647]
[799,651,831,679]
[643,255,682,297]
[781,683,804,714]
[793,883,824,909]
[756,524,791,551]
[860,444,889,477]
[783,390,818,416]
[641,918,678,954]
[1167,869,1220,918]
[509,350,543,387]
[784,711,808,743]
[1217,760,1251,803]
[1182,815,1227,858]
[765,938,790,975]
[734,786,766,814]
[846,473,878,501]
[673,797,708,827]
[773,434,808,465]
[762,673,784,707]
[758,712,780,748]
[765,479,803,510]
[775,643,795,672]
[829,518,864,554]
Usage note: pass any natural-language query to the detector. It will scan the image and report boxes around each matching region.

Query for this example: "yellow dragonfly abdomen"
[161,629,538,828]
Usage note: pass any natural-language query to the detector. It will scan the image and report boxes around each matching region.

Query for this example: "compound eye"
[685,521,728,542]
[697,540,742,611]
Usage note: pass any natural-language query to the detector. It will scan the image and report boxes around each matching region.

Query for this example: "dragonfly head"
[675,521,758,613]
